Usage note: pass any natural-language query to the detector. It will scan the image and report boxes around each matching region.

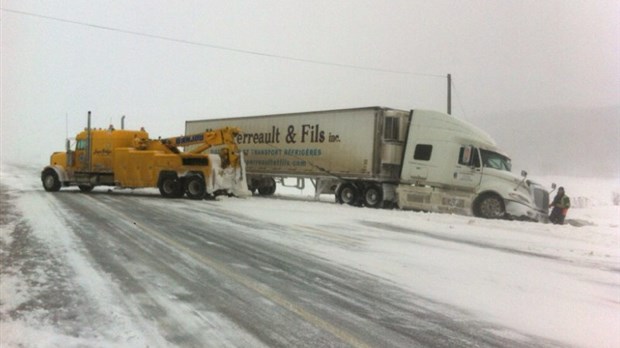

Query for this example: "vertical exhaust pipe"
[121,115,125,130]
[87,111,92,172]
[447,73,452,115]
[66,138,73,167]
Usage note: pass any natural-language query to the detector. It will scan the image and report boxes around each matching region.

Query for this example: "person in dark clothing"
[549,187,570,225]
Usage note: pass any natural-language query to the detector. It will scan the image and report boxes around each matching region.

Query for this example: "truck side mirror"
[460,146,473,165]
[549,183,557,194]
[514,169,529,191]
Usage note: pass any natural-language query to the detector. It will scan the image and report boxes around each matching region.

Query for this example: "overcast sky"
[2,0,619,177]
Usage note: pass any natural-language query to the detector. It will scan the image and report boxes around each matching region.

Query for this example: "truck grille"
[532,187,549,213]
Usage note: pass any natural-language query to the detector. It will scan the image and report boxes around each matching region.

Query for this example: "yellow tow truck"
[41,111,248,199]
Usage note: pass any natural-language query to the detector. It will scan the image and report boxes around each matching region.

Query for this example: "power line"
[2,8,446,78]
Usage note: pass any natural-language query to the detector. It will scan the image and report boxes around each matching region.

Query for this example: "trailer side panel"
[186,107,408,181]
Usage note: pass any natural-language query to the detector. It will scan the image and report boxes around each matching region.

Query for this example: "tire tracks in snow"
[50,190,562,347]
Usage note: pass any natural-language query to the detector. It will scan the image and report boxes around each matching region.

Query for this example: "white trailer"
[186,107,549,221]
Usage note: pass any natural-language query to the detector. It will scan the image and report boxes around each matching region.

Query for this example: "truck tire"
[257,178,276,195]
[78,185,94,192]
[336,183,360,206]
[42,169,61,192]
[159,176,183,198]
[184,175,206,200]
[363,185,383,208]
[475,194,505,219]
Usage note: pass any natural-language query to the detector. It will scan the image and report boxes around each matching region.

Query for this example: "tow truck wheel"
[42,170,61,192]
[475,194,505,219]
[336,183,360,206]
[363,185,383,208]
[159,176,183,198]
[185,175,206,200]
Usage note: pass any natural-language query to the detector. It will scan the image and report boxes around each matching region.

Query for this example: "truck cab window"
[414,144,432,161]
[76,140,87,150]
[384,117,399,141]
[459,147,471,165]
[472,149,481,167]
[459,146,481,167]
[480,149,512,171]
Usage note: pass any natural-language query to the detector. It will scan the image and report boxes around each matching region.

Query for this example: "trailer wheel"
[159,176,183,198]
[336,183,360,206]
[184,175,206,200]
[475,194,505,219]
[78,185,94,192]
[257,178,276,195]
[363,185,383,208]
[42,169,61,192]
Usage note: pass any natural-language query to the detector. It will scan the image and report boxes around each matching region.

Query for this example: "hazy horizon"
[2,0,619,179]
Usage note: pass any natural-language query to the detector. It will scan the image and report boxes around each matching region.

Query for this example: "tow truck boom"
[161,127,241,154]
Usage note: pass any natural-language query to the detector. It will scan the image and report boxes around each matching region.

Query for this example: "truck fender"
[42,165,69,184]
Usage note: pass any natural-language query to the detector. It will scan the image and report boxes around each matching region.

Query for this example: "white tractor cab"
[396,110,549,222]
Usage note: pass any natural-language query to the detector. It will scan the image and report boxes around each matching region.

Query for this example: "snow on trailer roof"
[185,106,409,124]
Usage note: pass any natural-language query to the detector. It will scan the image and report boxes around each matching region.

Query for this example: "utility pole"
[447,73,452,115]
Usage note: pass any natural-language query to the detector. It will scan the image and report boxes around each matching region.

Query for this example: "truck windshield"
[76,139,87,150]
[480,149,512,171]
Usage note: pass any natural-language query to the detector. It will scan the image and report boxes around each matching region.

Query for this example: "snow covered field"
[1,163,619,347]
[274,177,620,347]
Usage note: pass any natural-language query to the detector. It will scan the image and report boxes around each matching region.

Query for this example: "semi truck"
[186,107,550,221]
[42,111,249,199]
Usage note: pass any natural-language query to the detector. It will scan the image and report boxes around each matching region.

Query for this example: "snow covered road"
[1,164,619,347]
